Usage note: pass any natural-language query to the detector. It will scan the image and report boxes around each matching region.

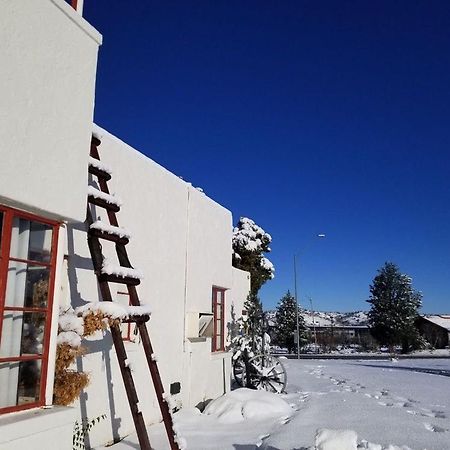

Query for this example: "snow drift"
[203,388,292,424]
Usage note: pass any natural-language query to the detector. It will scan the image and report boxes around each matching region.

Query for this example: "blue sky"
[84,1,450,313]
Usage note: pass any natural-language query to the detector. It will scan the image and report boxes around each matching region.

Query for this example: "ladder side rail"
[86,208,152,450]
[89,140,180,450]
[90,143,120,228]
[137,320,179,450]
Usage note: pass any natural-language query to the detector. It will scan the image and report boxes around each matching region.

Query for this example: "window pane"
[0,360,42,408]
[0,312,46,357]
[5,261,50,308]
[9,218,52,263]
[215,334,222,350]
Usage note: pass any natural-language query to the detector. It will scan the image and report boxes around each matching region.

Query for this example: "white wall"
[61,126,250,447]
[0,406,75,450]
[0,0,101,222]
[0,3,251,445]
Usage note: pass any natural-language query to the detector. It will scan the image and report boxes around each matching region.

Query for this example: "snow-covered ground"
[98,358,450,450]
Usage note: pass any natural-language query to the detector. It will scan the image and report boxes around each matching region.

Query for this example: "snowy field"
[99,358,450,450]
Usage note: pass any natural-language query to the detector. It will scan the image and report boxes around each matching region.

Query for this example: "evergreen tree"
[230,218,274,366]
[367,262,423,353]
[243,292,263,344]
[232,217,274,296]
[274,291,308,353]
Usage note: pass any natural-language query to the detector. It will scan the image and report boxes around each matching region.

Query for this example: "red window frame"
[212,287,226,352]
[0,205,60,414]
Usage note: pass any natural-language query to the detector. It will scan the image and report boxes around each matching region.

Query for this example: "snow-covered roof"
[422,315,450,331]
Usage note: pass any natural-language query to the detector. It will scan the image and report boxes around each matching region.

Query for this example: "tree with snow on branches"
[367,262,423,354]
[274,291,308,354]
[232,217,274,296]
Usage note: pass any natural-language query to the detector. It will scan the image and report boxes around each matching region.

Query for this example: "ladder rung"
[122,314,150,324]
[89,165,112,181]
[88,195,121,212]
[98,273,141,286]
[89,228,129,245]
[91,136,101,147]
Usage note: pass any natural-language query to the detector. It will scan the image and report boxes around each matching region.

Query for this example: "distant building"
[416,315,450,349]
[311,324,373,348]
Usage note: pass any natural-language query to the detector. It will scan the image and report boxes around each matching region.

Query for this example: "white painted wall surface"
[0,405,75,450]
[56,126,250,447]
[0,0,101,222]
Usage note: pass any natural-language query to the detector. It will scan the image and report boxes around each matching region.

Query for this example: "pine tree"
[230,218,274,368]
[232,217,274,296]
[274,291,308,353]
[367,262,423,353]
[243,292,263,344]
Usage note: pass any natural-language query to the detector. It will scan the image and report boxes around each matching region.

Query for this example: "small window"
[0,206,59,414]
[212,287,226,352]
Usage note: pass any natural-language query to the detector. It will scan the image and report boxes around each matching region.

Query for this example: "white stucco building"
[0,1,250,448]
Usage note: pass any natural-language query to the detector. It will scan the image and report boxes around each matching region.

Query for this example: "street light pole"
[294,254,300,359]
[309,296,318,352]
[293,233,326,360]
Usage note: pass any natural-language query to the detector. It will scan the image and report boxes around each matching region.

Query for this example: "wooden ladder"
[86,135,179,450]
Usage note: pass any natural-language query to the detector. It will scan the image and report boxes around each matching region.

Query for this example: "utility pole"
[309,297,318,352]
[294,255,300,359]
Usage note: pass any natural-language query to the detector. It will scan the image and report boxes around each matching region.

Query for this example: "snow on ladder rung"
[90,221,132,240]
[89,156,113,176]
[101,260,144,280]
[88,186,122,208]
[76,301,151,320]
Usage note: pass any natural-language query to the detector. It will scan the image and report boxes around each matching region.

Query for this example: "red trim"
[0,355,42,363]
[212,287,226,352]
[3,306,49,313]
[71,0,78,10]
[0,401,42,415]
[0,205,59,414]
[0,210,13,349]
[9,257,52,267]
[39,221,59,408]
[0,204,60,227]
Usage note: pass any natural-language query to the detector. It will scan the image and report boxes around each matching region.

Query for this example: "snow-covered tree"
[367,262,423,353]
[243,292,263,342]
[274,291,308,353]
[232,217,274,296]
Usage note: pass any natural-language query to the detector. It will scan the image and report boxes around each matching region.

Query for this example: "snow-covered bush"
[232,217,274,296]
[54,307,89,406]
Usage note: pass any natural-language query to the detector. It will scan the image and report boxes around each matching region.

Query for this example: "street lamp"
[294,233,326,359]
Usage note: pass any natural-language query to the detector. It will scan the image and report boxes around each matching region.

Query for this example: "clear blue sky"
[84,1,450,313]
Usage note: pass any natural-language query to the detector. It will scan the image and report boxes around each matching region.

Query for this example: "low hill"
[266,310,369,327]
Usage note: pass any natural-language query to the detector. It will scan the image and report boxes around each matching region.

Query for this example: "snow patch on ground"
[96,359,450,450]
[315,428,358,450]
[203,388,293,423]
